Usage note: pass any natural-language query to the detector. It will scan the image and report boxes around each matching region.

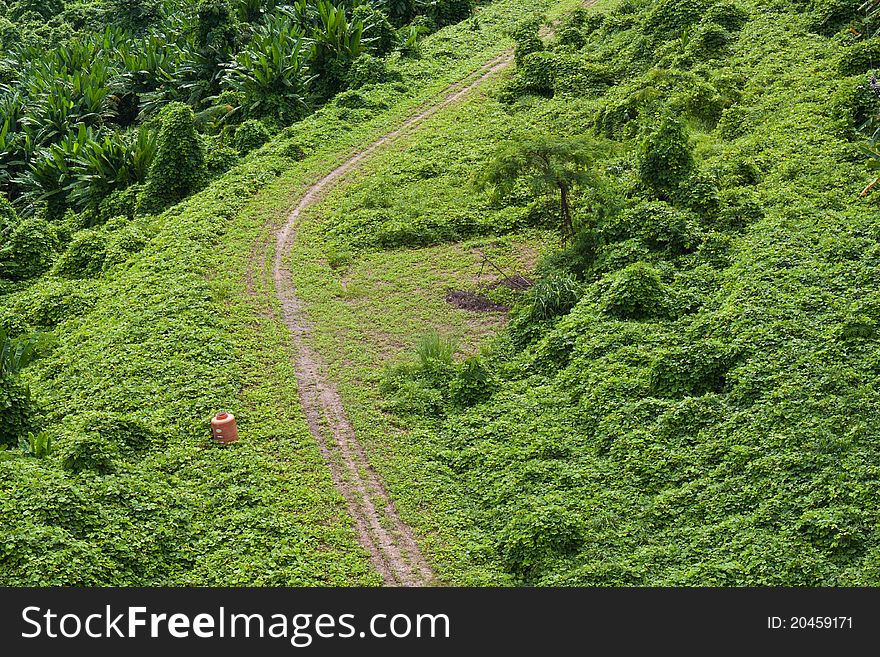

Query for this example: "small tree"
[137,102,205,214]
[479,135,598,243]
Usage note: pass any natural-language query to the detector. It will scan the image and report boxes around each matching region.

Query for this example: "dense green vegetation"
[0,0,575,585]
[293,0,880,585]
[4,0,880,587]
[0,0,479,224]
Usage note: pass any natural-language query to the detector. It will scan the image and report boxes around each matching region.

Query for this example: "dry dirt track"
[268,51,517,587]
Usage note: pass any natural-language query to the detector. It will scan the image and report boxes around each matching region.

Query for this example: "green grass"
[282,0,880,586]
[0,0,580,585]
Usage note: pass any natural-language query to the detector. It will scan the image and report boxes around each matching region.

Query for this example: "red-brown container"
[211,411,239,444]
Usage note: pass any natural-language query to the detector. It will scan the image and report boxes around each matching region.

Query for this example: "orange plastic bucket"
[211,411,239,444]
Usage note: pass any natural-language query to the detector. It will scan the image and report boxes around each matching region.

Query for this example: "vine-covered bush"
[53,229,107,279]
[636,113,695,196]
[600,261,668,319]
[231,118,271,155]
[0,216,58,281]
[137,103,205,215]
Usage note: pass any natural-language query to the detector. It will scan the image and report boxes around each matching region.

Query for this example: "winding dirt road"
[266,51,516,587]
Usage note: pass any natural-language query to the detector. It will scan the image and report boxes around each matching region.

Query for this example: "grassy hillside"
[0,0,574,585]
[287,0,880,585]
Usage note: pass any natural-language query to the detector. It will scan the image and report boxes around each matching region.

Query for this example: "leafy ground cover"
[0,0,574,584]
[286,0,880,585]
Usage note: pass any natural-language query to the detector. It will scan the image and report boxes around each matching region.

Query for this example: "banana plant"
[222,15,314,122]
[66,127,157,211]
[13,124,93,217]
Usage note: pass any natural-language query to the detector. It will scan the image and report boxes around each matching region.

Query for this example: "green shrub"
[449,357,495,408]
[0,372,33,447]
[137,102,205,214]
[0,216,58,281]
[600,261,668,320]
[810,0,859,35]
[830,75,875,139]
[613,201,701,255]
[518,51,557,96]
[103,223,149,271]
[527,274,583,321]
[201,134,240,178]
[715,104,750,139]
[13,279,100,327]
[97,185,141,223]
[555,25,585,50]
[76,411,159,453]
[837,38,880,76]
[231,119,271,155]
[53,229,107,279]
[511,16,544,66]
[636,113,695,196]
[704,1,749,31]
[346,53,394,89]
[685,22,731,61]
[649,340,735,397]
[498,498,584,580]
[644,0,713,36]
[60,433,117,474]
[675,170,721,218]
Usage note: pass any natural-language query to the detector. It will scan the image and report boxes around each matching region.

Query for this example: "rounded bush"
[704,2,750,31]
[686,22,731,61]
[346,54,392,89]
[0,216,58,281]
[0,372,33,447]
[498,500,584,579]
[636,113,695,195]
[54,229,106,279]
[77,411,159,453]
[137,102,205,214]
[518,51,557,96]
[644,0,712,36]
[232,119,271,155]
[14,278,100,327]
[60,433,117,474]
[601,261,668,320]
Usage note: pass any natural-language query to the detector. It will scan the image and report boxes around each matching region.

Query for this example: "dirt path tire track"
[270,51,515,587]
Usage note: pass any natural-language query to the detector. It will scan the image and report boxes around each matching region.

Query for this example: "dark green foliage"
[830,76,875,139]
[0,328,43,447]
[704,1,749,31]
[353,5,396,56]
[836,37,880,75]
[0,373,32,448]
[518,51,556,96]
[53,229,106,279]
[527,273,583,321]
[600,261,668,319]
[346,53,394,89]
[685,22,731,60]
[636,113,695,196]
[611,201,701,256]
[75,411,159,454]
[449,357,495,408]
[60,433,117,474]
[12,278,100,326]
[498,499,584,580]
[649,340,735,397]
[0,215,58,281]
[231,118,271,154]
[137,103,205,214]
[510,16,544,66]
[643,0,712,36]
[809,0,860,34]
